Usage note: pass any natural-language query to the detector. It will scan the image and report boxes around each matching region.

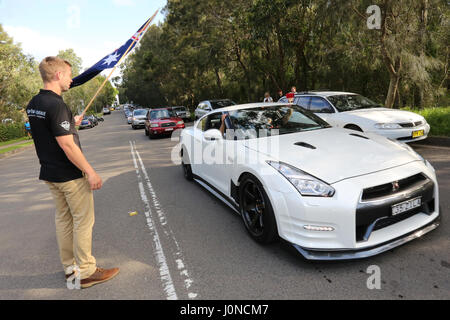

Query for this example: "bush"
[402,107,450,137]
[0,122,27,142]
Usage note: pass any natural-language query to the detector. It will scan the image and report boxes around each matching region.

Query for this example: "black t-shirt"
[26,89,83,182]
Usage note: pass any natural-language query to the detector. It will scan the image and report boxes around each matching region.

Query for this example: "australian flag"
[70,15,154,88]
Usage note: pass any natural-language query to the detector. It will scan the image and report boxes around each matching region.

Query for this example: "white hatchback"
[279,92,430,143]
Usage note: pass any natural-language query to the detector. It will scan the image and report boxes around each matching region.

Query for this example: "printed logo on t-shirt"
[60,121,70,131]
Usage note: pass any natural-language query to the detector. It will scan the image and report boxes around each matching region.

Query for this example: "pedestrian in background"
[263,92,273,103]
[277,89,283,101]
[24,120,31,138]
[26,56,119,289]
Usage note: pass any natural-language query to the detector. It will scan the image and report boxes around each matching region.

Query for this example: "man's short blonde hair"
[39,56,72,83]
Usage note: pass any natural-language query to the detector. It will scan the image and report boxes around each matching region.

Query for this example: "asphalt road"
[0,111,449,300]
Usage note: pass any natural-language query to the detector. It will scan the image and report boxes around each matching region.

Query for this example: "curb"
[410,136,450,148]
[0,144,34,160]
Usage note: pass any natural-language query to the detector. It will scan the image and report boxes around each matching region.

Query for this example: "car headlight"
[267,161,335,197]
[150,123,159,128]
[177,121,184,125]
[374,123,402,129]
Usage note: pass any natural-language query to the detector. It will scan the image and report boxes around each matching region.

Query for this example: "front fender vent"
[294,142,316,149]
[349,133,369,140]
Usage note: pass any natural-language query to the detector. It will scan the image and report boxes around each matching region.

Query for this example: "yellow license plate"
[412,130,424,138]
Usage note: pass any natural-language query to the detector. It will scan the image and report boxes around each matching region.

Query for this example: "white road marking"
[131,141,198,299]
[130,141,178,300]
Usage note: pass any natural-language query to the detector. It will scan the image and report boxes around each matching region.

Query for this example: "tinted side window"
[294,96,311,109]
[309,97,334,113]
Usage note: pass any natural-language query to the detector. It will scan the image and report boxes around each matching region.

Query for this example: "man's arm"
[55,135,102,190]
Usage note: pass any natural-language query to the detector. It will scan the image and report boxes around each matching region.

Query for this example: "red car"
[145,108,185,139]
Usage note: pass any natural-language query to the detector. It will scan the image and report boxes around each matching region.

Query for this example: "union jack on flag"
[70,14,156,88]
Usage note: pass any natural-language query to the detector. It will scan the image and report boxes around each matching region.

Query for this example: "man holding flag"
[27,11,157,289]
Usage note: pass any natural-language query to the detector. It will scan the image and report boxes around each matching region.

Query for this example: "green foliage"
[0,123,26,142]
[403,106,450,136]
[120,0,449,111]
[0,28,118,123]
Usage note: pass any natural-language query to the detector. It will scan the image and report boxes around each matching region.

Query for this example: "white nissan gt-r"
[180,103,440,260]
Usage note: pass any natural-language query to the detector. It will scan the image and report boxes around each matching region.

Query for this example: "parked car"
[103,107,111,115]
[79,118,93,129]
[131,109,148,129]
[145,108,185,139]
[279,91,430,143]
[95,115,104,122]
[171,106,190,121]
[194,99,236,119]
[86,115,98,126]
[180,102,440,260]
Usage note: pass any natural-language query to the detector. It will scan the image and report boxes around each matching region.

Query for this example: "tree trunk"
[214,68,223,96]
[385,74,400,108]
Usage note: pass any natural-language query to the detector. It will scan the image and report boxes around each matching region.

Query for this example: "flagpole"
[80,9,159,117]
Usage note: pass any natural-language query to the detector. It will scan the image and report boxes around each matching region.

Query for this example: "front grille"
[355,177,434,242]
[161,122,176,127]
[356,198,435,241]
[361,173,427,202]
[399,121,423,128]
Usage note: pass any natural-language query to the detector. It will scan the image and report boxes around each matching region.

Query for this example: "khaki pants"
[46,176,97,279]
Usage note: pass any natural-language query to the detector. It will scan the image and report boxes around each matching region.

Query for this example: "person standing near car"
[26,56,119,289]
[263,92,273,103]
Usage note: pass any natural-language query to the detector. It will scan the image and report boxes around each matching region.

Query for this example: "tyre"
[344,124,363,132]
[239,175,278,244]
[149,132,154,139]
[132,125,136,130]
[181,148,193,180]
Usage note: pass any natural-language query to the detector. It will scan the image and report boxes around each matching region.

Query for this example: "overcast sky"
[0,0,166,71]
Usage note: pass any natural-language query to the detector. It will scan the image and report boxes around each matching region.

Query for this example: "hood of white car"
[243,128,422,184]
[343,108,423,124]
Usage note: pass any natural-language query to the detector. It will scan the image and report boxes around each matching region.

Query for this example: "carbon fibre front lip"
[292,216,440,261]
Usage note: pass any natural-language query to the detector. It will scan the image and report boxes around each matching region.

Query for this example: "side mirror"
[204,129,223,141]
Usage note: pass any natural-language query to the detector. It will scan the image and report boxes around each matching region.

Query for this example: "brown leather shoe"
[80,267,120,289]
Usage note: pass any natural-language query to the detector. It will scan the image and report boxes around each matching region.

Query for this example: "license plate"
[165,128,174,131]
[392,197,422,216]
[412,130,424,138]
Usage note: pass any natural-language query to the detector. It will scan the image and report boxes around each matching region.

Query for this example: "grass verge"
[0,141,34,155]
[403,107,450,137]
[0,136,30,147]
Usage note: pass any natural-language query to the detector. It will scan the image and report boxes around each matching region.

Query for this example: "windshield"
[172,107,185,112]
[150,109,174,120]
[327,94,382,112]
[211,100,236,109]
[227,105,330,138]
[133,109,147,116]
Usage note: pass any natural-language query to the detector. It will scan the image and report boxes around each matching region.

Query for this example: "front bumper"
[150,125,185,135]
[292,217,439,260]
[367,123,430,143]
[132,120,146,127]
[262,160,440,259]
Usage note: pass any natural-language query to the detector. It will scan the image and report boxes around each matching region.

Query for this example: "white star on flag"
[102,52,121,66]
